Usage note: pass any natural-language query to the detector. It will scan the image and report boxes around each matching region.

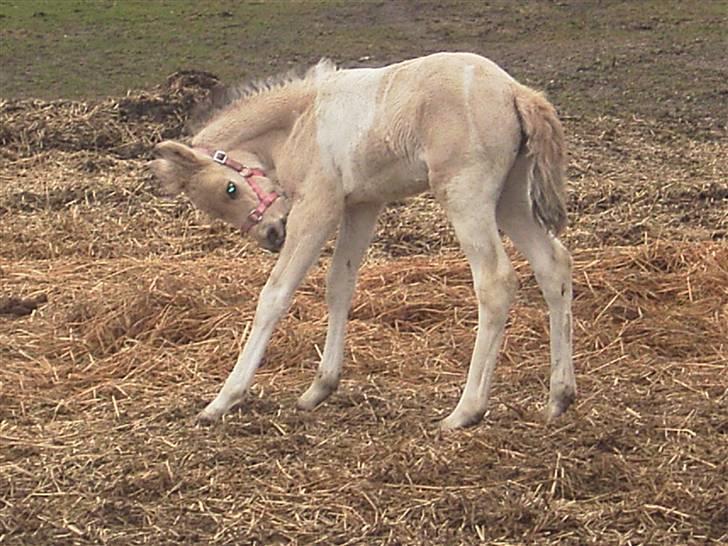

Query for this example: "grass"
[1,0,726,136]
[0,0,401,99]
[0,0,728,112]
[2,0,484,100]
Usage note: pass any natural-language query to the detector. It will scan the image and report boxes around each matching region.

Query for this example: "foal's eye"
[226,181,237,198]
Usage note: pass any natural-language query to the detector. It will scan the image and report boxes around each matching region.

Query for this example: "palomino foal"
[150,52,576,430]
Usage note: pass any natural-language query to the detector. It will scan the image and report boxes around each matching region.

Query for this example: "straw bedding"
[0,76,726,544]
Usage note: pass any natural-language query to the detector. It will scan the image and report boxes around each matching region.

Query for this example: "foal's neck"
[192,83,315,165]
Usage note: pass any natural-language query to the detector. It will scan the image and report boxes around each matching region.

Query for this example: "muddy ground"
[1,1,726,544]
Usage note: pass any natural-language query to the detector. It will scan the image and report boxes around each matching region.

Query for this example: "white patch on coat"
[463,64,480,151]
[314,68,386,193]
[463,64,475,97]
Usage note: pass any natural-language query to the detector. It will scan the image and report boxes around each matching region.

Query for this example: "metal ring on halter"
[212,150,228,164]
[248,209,264,224]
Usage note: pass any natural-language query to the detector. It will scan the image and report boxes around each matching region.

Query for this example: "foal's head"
[150,141,290,252]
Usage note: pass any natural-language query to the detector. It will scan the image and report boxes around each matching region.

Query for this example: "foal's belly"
[343,156,430,204]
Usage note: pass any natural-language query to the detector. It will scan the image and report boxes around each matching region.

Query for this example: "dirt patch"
[0,294,47,317]
[0,70,218,159]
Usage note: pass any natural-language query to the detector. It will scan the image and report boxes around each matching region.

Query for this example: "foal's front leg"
[197,199,341,423]
[297,202,382,410]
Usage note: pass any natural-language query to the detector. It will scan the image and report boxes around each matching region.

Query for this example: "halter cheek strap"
[199,148,281,233]
[244,177,279,229]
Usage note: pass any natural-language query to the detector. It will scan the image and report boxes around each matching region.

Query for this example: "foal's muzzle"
[262,221,286,252]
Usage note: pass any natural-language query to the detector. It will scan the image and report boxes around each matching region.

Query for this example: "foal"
[150,52,576,429]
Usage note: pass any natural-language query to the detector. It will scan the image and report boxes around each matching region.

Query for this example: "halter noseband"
[202,148,280,233]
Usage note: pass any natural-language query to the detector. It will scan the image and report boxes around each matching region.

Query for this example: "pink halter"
[200,148,280,233]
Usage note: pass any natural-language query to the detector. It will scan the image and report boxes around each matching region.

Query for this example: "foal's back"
[313,52,523,202]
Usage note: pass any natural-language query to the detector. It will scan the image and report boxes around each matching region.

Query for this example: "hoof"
[546,386,576,422]
[295,395,320,411]
[196,392,247,425]
[195,410,220,426]
[195,399,231,425]
[439,409,485,431]
[296,379,336,411]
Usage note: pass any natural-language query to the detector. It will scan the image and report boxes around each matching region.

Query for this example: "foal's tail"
[512,84,568,235]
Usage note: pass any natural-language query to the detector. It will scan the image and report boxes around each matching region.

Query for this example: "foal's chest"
[314,68,384,181]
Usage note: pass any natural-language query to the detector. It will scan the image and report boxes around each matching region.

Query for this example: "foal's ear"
[149,141,204,197]
[153,140,204,166]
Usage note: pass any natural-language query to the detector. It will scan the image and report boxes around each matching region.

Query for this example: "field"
[1,1,726,544]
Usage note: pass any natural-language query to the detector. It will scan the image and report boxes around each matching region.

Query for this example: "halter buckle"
[212,150,228,165]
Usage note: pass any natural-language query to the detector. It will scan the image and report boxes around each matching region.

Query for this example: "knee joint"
[536,243,572,304]
[474,267,517,310]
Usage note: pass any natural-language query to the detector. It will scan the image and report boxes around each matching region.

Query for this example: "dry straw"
[1,75,726,544]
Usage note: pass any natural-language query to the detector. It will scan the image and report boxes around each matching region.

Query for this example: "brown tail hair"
[513,84,568,235]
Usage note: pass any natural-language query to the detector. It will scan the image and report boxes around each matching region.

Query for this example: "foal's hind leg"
[497,159,576,420]
[436,171,518,430]
[297,202,382,410]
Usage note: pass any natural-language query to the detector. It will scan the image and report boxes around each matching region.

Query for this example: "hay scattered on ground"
[1,70,726,260]
[1,75,727,544]
[0,70,218,160]
[1,241,726,544]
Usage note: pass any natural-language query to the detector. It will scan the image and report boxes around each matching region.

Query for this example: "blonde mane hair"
[188,58,337,135]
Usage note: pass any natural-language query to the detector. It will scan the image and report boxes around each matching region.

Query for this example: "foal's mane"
[188,58,337,135]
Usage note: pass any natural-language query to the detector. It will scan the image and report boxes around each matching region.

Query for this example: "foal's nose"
[265,223,286,251]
